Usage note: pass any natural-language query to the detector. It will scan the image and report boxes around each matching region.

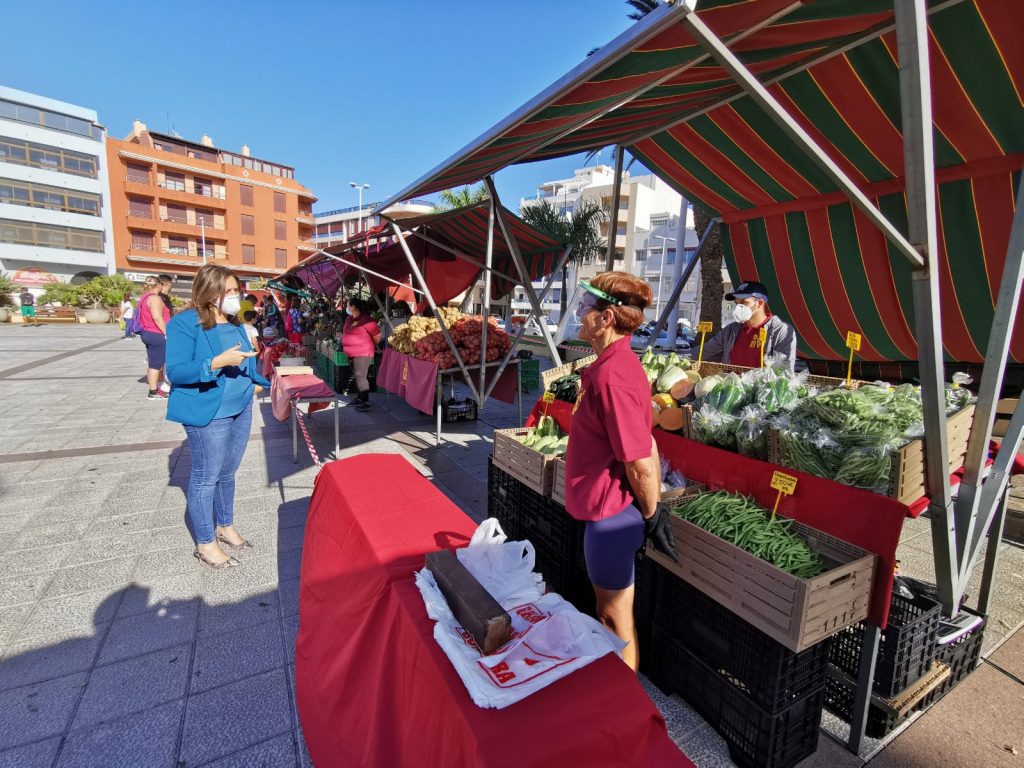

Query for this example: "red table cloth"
[378,348,521,415]
[270,373,335,422]
[295,454,691,768]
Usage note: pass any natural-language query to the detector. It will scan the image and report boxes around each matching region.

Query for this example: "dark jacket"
[165,309,270,426]
[700,315,797,369]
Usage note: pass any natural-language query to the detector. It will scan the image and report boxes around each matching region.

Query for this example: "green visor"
[578,281,622,306]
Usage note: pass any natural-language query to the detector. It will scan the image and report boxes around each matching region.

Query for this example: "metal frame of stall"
[372,0,1024,756]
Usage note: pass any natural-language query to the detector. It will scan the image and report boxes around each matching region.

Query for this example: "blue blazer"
[165,309,270,427]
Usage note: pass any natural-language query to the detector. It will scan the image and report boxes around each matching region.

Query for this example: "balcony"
[297,240,318,252]
[125,174,151,185]
[156,182,228,209]
[126,210,154,221]
[296,214,315,225]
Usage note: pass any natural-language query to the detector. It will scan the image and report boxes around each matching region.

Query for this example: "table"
[269,372,340,463]
[295,455,692,768]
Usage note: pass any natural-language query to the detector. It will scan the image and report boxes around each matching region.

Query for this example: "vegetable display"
[669,490,824,579]
[516,414,568,456]
[390,310,512,369]
[547,374,581,404]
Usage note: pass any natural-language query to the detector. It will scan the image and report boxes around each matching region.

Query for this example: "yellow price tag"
[769,471,797,520]
[845,332,862,352]
[542,392,556,404]
[696,321,713,365]
[696,321,713,334]
[758,326,768,367]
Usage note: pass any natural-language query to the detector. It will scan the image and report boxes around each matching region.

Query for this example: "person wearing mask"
[19,288,38,327]
[565,271,677,672]
[165,264,270,570]
[342,298,381,411]
[700,280,797,369]
[138,275,174,399]
[120,291,134,339]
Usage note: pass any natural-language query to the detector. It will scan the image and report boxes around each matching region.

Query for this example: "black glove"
[644,504,679,562]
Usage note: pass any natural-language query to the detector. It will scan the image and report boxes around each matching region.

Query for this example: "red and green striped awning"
[382,0,1023,363]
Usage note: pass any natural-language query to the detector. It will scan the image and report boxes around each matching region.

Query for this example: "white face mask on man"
[220,294,242,316]
[732,303,754,324]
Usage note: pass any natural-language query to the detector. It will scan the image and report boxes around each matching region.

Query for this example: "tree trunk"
[560,266,568,320]
[694,205,724,326]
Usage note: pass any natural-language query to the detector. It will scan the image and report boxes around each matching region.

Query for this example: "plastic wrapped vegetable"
[693,408,738,450]
[735,405,768,460]
[752,375,799,413]
[834,444,892,493]
[699,373,749,415]
[945,372,974,413]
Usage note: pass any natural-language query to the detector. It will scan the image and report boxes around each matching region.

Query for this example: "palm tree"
[435,184,489,211]
[625,0,659,21]
[521,199,605,318]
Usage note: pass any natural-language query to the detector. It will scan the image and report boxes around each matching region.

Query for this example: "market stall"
[377,0,1024,756]
[295,454,692,768]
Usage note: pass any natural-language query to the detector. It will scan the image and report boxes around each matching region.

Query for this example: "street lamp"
[198,215,207,265]
[349,182,370,234]
[653,235,676,319]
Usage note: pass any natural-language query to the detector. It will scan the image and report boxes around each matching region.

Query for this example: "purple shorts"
[583,503,645,591]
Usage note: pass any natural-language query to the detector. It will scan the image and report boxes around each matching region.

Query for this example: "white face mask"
[220,294,242,316]
[733,303,754,323]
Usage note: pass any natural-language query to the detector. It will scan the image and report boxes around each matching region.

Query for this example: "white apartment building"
[0,86,115,288]
[313,198,435,249]
[634,208,700,323]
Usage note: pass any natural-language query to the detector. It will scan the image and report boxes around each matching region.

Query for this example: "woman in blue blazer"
[166,264,270,570]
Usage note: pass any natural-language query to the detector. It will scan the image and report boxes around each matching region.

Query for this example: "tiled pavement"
[0,324,1021,767]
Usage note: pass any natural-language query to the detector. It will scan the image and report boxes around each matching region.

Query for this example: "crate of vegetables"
[647,490,876,653]
[550,457,567,507]
[541,354,597,392]
[491,416,567,497]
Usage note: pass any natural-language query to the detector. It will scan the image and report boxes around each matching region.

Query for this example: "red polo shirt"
[565,337,652,522]
[730,314,771,368]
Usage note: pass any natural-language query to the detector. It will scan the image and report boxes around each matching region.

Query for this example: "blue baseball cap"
[725,281,769,302]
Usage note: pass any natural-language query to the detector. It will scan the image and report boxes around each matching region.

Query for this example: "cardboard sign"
[542,392,555,404]
[846,331,862,352]
[696,321,713,334]
[770,471,798,495]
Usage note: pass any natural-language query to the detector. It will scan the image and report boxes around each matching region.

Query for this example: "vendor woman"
[701,280,797,369]
[565,272,677,672]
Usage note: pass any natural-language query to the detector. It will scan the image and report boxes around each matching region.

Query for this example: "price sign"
[696,321,713,365]
[542,392,555,404]
[845,331,862,387]
[769,471,797,520]
[758,326,768,367]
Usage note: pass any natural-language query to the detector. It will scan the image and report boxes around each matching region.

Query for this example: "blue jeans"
[183,400,252,544]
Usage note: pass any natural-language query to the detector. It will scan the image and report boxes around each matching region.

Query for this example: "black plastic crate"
[487,459,521,536]
[916,609,986,709]
[653,629,823,768]
[823,673,905,739]
[441,397,478,423]
[830,588,942,698]
[518,484,580,564]
[648,560,831,713]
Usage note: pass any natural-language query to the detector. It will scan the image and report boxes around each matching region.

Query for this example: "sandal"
[217,533,254,551]
[194,549,240,570]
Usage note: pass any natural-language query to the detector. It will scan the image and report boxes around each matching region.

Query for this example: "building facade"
[0,86,115,287]
[106,121,316,287]
[313,198,435,250]
[634,208,700,323]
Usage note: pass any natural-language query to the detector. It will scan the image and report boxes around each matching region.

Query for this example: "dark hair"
[243,310,257,322]
[589,271,652,334]
[348,298,375,315]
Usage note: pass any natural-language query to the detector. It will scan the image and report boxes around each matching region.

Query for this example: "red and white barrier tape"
[293,401,323,471]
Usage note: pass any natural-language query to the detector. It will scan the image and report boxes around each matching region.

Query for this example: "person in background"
[699,280,797,369]
[143,275,158,292]
[120,291,134,339]
[19,288,38,327]
[239,293,256,319]
[165,264,270,570]
[241,310,261,354]
[565,271,677,673]
[138,275,173,400]
[342,298,381,411]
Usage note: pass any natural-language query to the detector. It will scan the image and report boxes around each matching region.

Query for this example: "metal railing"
[162,246,190,256]
[127,210,153,219]
[125,174,151,184]
[314,198,434,218]
[161,214,188,224]
[158,180,186,192]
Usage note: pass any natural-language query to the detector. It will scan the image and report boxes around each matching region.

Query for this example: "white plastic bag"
[416,519,625,709]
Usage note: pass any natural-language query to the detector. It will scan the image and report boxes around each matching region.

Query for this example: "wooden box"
[492,428,558,496]
[695,360,865,391]
[540,354,597,392]
[647,511,876,653]
[551,457,567,507]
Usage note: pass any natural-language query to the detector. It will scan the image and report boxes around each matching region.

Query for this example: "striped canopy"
[382,0,1023,364]
[284,202,565,305]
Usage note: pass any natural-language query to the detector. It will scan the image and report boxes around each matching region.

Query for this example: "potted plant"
[38,282,83,316]
[77,275,136,323]
[0,272,14,322]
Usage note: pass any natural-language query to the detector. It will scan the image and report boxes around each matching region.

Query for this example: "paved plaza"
[0,324,1021,767]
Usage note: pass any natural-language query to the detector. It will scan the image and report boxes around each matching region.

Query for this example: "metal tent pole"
[895,0,957,614]
[953,176,1024,591]
[385,219,519,284]
[648,218,716,344]
[480,199,495,406]
[605,145,625,271]
[482,177,563,366]
[666,197,690,346]
[678,8,924,269]
[849,624,882,755]
[391,223,481,404]
[977,488,1011,617]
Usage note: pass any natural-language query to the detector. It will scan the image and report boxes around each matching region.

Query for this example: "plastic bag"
[735,405,768,460]
[693,407,738,450]
[833,444,893,493]
[455,518,545,609]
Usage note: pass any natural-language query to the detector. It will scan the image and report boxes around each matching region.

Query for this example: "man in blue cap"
[700,280,797,369]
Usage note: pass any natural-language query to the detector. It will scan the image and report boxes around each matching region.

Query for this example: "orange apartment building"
[106,121,317,287]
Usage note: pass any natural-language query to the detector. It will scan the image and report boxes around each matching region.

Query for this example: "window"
[193,177,212,197]
[551,288,561,302]
[128,197,152,218]
[195,209,215,228]
[166,235,188,255]
[161,172,185,192]
[241,214,255,236]
[273,191,286,213]
[274,220,286,240]
[130,231,154,251]
[240,185,253,206]
[0,177,102,216]
[666,249,676,265]
[242,245,255,264]
[635,249,647,262]
[0,97,101,140]
[275,248,287,267]
[0,220,103,252]
[126,163,150,184]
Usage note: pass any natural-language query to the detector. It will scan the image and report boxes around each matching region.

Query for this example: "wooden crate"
[647,513,876,653]
[492,428,558,496]
[551,457,567,506]
[540,354,598,392]
[992,397,1018,438]
[696,360,864,390]
[767,404,976,506]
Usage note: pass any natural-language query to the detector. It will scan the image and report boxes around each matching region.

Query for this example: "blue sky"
[4,0,649,212]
